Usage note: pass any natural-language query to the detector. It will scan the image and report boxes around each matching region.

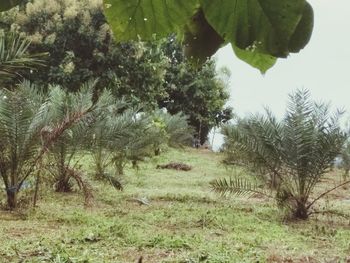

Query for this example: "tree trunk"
[33,170,41,207]
[6,189,17,210]
[154,148,160,156]
[95,161,105,179]
[55,176,71,192]
[294,202,309,220]
[132,160,139,170]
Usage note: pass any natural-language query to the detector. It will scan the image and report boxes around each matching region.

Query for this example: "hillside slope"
[0,148,349,262]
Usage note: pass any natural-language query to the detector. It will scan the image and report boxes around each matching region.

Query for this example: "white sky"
[215,0,350,119]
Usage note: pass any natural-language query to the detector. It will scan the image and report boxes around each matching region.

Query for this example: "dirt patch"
[156,162,192,171]
[121,247,178,263]
[267,254,350,263]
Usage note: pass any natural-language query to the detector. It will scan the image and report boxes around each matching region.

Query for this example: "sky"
[210,0,350,149]
[215,0,350,119]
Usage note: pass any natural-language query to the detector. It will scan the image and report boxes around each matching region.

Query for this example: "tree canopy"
[160,38,232,143]
[0,0,168,99]
[0,0,314,73]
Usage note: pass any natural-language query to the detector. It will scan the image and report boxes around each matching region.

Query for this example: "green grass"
[1,148,350,262]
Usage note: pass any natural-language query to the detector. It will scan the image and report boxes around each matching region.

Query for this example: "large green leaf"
[232,44,277,74]
[200,0,313,57]
[103,0,313,72]
[0,0,22,12]
[103,0,199,41]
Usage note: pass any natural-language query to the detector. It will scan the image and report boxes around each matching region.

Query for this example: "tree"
[212,89,348,220]
[1,0,168,98]
[160,38,232,144]
[107,40,168,108]
[1,0,314,73]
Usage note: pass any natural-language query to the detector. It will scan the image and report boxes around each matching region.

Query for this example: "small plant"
[88,105,151,182]
[152,110,193,154]
[45,85,93,194]
[212,89,348,220]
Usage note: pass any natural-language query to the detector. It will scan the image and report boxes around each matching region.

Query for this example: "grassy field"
[1,148,350,263]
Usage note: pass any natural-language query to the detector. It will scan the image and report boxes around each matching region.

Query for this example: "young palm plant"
[212,89,347,219]
[0,79,109,209]
[151,110,193,155]
[86,97,132,189]
[44,80,112,204]
[45,86,89,193]
[109,110,156,176]
[0,81,46,209]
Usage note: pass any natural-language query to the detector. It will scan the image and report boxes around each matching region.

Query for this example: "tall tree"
[0,0,168,100]
[160,38,232,144]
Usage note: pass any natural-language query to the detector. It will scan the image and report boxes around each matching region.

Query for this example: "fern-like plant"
[213,89,347,219]
[45,82,93,194]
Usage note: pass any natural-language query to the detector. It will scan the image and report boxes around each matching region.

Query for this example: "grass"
[1,148,350,262]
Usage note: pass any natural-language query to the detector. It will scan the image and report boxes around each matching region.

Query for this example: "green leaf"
[232,44,277,74]
[289,2,314,53]
[103,0,199,41]
[183,9,225,64]
[102,0,314,72]
[0,0,22,12]
[200,0,313,57]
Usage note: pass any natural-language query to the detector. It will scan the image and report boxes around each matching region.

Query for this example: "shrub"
[212,89,347,219]
[0,80,102,208]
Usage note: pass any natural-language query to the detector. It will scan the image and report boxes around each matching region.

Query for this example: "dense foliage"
[160,38,233,144]
[0,1,231,143]
[1,0,314,72]
[0,0,168,98]
[102,0,314,72]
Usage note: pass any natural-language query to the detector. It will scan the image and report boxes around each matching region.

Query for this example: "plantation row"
[0,80,193,210]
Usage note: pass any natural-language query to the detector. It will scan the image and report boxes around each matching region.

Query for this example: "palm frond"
[210,177,266,197]
[0,32,46,82]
